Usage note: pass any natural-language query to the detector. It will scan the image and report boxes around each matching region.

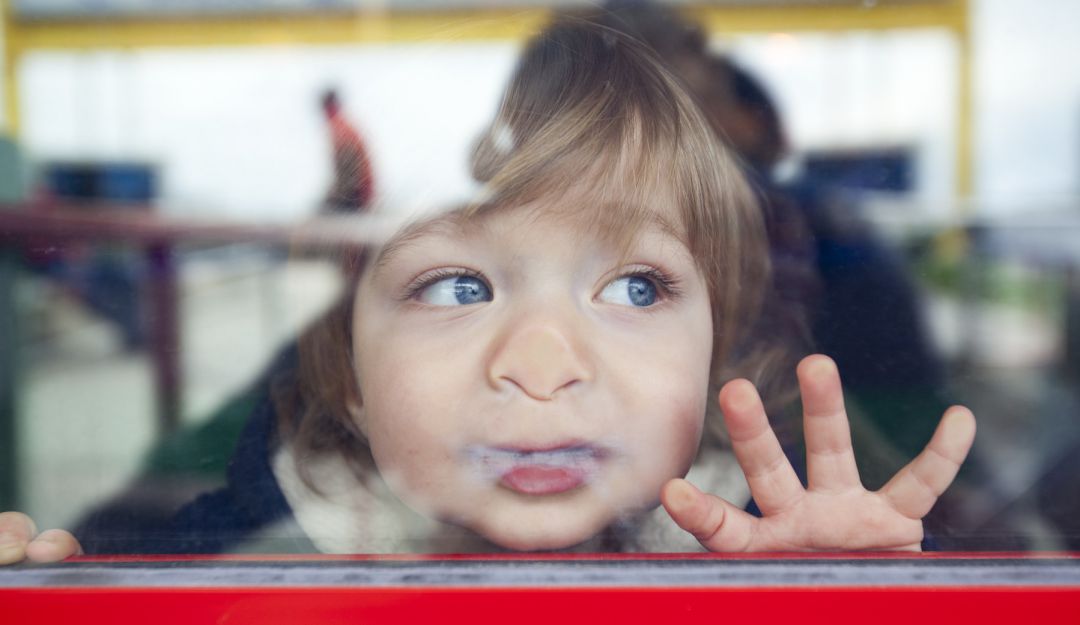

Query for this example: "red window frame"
[4,552,1079,624]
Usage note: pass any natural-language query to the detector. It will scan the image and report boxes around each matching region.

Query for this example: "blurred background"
[0,0,1077,551]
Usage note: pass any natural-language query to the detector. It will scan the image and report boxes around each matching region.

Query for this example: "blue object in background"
[44,161,157,204]
[802,148,914,193]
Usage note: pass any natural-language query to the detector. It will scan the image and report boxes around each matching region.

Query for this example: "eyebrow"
[642,210,688,245]
[591,201,689,249]
[370,203,687,272]
[371,211,470,273]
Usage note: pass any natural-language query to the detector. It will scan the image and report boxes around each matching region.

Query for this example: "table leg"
[0,250,20,510]
[146,243,180,434]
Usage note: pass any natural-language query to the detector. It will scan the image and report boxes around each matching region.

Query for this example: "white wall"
[12,1,1080,220]
[724,29,958,207]
[19,42,519,220]
[18,32,960,219]
[729,1,1080,214]
[972,0,1080,212]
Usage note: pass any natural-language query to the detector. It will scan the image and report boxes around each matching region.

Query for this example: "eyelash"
[401,266,683,305]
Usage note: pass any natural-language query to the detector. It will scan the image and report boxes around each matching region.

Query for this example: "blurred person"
[0,18,975,559]
[320,88,375,214]
[595,0,1023,549]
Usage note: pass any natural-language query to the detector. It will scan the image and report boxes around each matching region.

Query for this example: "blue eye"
[418,274,493,306]
[599,275,658,307]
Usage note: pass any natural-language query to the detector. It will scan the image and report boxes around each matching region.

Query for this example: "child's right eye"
[414,273,493,307]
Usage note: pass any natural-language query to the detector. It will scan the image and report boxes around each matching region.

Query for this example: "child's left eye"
[415,274,493,307]
[598,275,659,307]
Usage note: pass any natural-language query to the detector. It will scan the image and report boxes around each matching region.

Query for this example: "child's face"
[350,198,714,550]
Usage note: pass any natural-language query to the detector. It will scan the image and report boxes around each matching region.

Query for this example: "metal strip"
[3,557,1079,588]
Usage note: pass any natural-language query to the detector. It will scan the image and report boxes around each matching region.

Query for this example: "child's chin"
[471,512,610,552]
[484,528,598,552]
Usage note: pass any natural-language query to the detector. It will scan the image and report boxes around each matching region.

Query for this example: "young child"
[0,17,975,559]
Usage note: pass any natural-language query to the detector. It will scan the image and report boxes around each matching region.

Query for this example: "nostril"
[488,325,591,400]
[495,375,564,401]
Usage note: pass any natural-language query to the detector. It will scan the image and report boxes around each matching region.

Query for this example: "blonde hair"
[279,15,782,479]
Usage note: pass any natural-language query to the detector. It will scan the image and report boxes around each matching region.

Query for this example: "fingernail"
[807,356,835,380]
[942,408,974,437]
[35,533,61,545]
[670,480,700,510]
[724,380,757,413]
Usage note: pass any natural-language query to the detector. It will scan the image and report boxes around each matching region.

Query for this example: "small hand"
[661,354,976,551]
[0,512,83,564]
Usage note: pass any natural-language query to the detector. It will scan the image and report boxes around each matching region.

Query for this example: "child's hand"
[0,512,83,564]
[661,354,976,552]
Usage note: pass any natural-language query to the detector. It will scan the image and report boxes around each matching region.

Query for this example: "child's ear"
[345,399,366,431]
[344,370,367,433]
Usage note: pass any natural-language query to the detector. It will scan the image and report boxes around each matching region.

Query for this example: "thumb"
[661,478,757,552]
[25,529,84,563]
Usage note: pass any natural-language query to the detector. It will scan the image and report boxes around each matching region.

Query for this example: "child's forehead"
[372,197,689,268]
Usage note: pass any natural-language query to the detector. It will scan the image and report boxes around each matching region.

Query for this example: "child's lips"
[465,444,607,495]
[501,464,587,495]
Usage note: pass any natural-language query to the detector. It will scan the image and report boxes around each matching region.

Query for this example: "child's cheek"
[352,337,474,497]
[661,386,710,476]
[610,354,709,485]
[645,351,712,479]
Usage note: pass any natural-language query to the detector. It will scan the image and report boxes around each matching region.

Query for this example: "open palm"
[661,354,976,552]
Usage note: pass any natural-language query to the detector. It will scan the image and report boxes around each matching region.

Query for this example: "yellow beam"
[689,1,966,34]
[1,0,18,135]
[7,10,550,50]
[954,0,974,199]
[6,2,967,51]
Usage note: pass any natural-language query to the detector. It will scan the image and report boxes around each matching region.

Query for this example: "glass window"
[1,0,1078,617]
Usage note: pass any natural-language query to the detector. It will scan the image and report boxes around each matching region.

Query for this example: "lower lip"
[500,465,587,495]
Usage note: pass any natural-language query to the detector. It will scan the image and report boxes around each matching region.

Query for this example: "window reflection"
[0,0,1078,561]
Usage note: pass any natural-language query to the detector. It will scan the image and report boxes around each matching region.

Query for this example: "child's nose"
[487,324,593,400]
